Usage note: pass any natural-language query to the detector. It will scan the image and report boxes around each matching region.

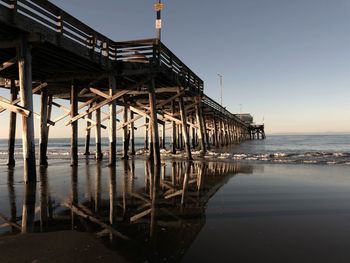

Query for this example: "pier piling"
[18,35,36,183]
[7,80,17,167]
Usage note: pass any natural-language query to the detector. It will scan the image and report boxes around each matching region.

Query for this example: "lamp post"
[217,74,223,106]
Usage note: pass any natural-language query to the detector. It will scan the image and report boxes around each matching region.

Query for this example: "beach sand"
[0,230,127,263]
[0,159,350,262]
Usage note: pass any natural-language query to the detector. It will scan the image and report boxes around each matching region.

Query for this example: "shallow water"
[1,158,350,262]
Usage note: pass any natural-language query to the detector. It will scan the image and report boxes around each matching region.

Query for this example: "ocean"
[0,134,349,164]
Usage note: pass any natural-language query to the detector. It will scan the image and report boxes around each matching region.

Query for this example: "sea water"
[0,134,349,164]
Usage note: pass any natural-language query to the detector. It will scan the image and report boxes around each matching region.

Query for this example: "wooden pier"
[0,0,264,183]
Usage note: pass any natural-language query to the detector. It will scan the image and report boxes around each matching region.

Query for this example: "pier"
[0,0,264,183]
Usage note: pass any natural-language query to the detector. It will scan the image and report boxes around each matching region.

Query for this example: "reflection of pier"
[0,160,254,262]
[0,0,263,184]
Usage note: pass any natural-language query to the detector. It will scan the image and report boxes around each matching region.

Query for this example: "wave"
[0,148,349,165]
[199,151,350,165]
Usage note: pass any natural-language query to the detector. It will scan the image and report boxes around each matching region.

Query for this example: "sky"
[2,0,350,137]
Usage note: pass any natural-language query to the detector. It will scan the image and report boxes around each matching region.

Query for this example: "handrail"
[115,39,204,94]
[202,94,247,126]
[0,0,204,93]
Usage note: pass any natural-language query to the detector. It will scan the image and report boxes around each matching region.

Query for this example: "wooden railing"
[202,95,247,126]
[115,39,204,94]
[0,0,117,62]
[0,0,204,94]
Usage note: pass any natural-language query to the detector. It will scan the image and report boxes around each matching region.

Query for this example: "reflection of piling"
[39,166,49,231]
[21,182,36,233]
[7,168,17,232]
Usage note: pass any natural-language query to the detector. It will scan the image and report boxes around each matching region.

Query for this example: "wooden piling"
[178,124,183,150]
[178,92,192,160]
[109,75,117,165]
[148,78,161,165]
[95,106,102,160]
[171,101,176,154]
[7,80,17,167]
[191,114,196,149]
[144,117,149,150]
[45,95,53,154]
[18,35,36,182]
[39,88,48,166]
[162,122,166,149]
[70,83,78,166]
[84,104,92,155]
[122,100,129,159]
[213,119,219,147]
[130,110,135,155]
[195,97,206,155]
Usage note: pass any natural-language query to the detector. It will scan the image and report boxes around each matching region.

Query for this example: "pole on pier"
[122,99,129,159]
[84,104,92,155]
[39,88,48,166]
[70,83,78,166]
[195,97,206,155]
[8,80,17,167]
[130,110,135,155]
[148,78,161,165]
[109,75,117,165]
[171,101,176,154]
[178,91,192,160]
[95,106,102,160]
[18,35,36,182]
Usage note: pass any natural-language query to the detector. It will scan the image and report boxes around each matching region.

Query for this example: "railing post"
[157,41,162,67]
[153,40,161,67]
[89,34,97,60]
[169,53,173,71]
[10,0,18,23]
[56,11,63,45]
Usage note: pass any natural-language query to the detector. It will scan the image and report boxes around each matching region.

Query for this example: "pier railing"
[0,0,203,93]
[115,39,204,94]
[202,95,247,126]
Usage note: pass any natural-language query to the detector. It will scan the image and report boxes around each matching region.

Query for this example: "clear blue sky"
[2,0,350,137]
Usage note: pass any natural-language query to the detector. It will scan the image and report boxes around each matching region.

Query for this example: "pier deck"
[0,0,264,182]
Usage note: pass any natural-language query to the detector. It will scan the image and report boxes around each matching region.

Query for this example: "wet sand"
[0,160,350,262]
[0,231,127,263]
[183,164,350,263]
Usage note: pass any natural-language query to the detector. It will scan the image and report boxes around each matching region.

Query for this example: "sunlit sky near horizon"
[1,0,350,138]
